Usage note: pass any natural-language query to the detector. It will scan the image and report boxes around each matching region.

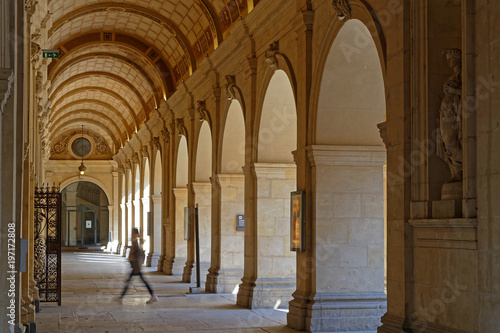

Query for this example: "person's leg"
[137,272,154,295]
[121,271,134,297]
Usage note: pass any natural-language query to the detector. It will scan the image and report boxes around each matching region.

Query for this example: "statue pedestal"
[441,181,462,200]
[432,182,462,218]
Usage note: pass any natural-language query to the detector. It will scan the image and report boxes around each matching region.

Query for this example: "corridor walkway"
[36,252,296,333]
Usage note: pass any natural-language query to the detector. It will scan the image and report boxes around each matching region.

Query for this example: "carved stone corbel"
[265,41,280,71]
[176,118,187,137]
[377,122,387,148]
[197,100,209,122]
[333,0,351,20]
[225,75,237,101]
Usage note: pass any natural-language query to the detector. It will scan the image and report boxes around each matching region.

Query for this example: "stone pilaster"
[292,145,387,332]
[172,187,188,276]
[146,194,162,267]
[251,163,296,308]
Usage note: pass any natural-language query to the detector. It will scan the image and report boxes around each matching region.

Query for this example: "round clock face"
[71,137,92,157]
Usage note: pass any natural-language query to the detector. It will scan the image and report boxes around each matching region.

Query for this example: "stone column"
[207,174,245,293]
[191,182,211,285]
[125,201,132,257]
[146,194,161,267]
[111,171,119,252]
[172,187,188,275]
[304,145,386,332]
[141,196,150,263]
[251,164,296,308]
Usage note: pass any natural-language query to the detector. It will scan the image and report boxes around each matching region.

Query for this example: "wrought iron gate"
[34,185,62,305]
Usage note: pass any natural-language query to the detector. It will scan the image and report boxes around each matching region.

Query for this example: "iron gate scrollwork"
[34,184,62,305]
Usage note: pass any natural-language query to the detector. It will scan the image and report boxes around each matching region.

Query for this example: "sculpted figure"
[436,49,462,182]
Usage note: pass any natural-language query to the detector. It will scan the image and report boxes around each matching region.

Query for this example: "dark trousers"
[121,271,154,297]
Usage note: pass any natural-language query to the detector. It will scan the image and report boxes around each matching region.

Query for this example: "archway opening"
[148,150,162,267]
[218,99,246,293]
[61,181,110,247]
[253,69,297,308]
[142,158,151,262]
[194,121,213,284]
[173,136,189,275]
[311,19,386,331]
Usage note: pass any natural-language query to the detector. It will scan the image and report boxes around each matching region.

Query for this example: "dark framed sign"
[184,207,190,241]
[236,214,244,231]
[290,191,305,252]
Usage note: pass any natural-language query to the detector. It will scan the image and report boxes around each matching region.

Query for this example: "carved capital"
[265,41,280,71]
[225,75,237,101]
[333,0,351,20]
[132,153,140,165]
[161,129,170,144]
[197,100,209,122]
[142,145,149,157]
[176,118,187,137]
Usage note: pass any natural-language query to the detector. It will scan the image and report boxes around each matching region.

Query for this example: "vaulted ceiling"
[47,0,258,157]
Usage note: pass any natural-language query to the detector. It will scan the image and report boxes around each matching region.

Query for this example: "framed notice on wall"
[86,220,92,229]
[290,191,305,252]
[236,214,244,231]
[184,207,190,241]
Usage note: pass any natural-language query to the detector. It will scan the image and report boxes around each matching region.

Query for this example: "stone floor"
[36,252,377,333]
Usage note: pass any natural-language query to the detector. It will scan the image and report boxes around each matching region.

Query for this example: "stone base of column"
[146,252,160,267]
[190,262,210,287]
[182,262,194,283]
[308,292,386,332]
[162,257,174,275]
[172,257,186,276]
[205,269,219,293]
[251,277,295,309]
[377,314,407,333]
[116,244,121,255]
[215,268,243,294]
[236,279,255,308]
[287,292,310,331]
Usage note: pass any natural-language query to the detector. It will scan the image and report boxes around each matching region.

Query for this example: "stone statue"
[436,49,462,183]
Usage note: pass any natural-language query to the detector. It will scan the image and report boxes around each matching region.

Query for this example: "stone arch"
[173,135,189,274]
[303,17,387,332]
[256,69,297,163]
[195,122,212,182]
[60,180,110,247]
[216,99,246,292]
[60,176,112,203]
[153,150,162,196]
[250,68,298,308]
[193,121,212,280]
[220,100,246,174]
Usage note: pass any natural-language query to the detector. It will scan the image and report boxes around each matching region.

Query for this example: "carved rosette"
[333,0,351,20]
[176,118,187,137]
[265,41,280,71]
[197,100,209,122]
[225,75,237,101]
